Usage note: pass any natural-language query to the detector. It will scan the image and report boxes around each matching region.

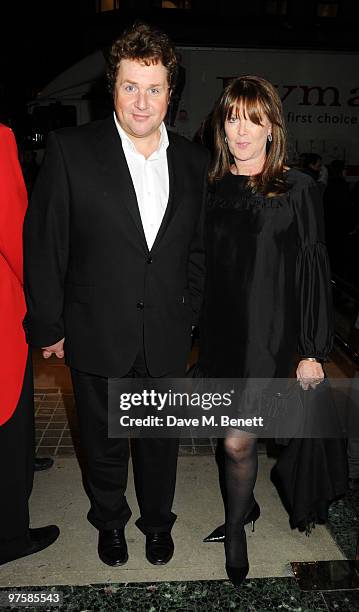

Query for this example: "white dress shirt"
[114,112,169,250]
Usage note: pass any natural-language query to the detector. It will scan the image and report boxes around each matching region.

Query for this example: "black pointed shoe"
[146,532,174,565]
[98,528,128,566]
[203,523,226,543]
[225,526,249,589]
[226,562,250,589]
[203,501,260,542]
[0,525,60,566]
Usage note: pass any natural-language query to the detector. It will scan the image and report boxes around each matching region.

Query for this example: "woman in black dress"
[197,76,333,587]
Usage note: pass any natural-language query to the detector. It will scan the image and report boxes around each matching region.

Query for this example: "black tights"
[221,431,258,566]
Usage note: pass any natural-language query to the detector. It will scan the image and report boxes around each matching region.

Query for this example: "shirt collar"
[113,111,169,159]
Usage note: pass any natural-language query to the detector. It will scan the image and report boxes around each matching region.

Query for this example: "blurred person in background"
[350,176,359,232]
[193,110,215,156]
[299,152,328,196]
[324,159,355,281]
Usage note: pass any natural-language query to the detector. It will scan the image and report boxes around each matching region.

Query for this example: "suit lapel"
[94,119,184,254]
[95,117,148,250]
[150,132,183,253]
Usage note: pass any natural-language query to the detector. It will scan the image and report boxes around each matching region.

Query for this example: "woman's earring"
[267,133,272,142]
[224,136,228,143]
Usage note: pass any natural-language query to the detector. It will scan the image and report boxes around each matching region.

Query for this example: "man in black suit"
[23,22,208,567]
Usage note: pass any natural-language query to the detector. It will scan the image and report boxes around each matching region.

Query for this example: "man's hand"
[42,338,65,359]
[296,359,324,390]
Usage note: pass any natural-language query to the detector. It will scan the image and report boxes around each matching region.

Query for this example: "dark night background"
[1,0,359,131]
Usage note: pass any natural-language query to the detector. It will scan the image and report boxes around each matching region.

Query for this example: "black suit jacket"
[23,117,209,377]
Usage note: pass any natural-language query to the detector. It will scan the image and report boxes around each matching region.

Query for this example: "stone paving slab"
[0,455,344,587]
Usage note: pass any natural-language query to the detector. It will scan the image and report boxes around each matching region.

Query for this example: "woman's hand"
[296,359,324,390]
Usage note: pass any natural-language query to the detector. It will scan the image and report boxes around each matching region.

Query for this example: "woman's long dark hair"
[209,75,288,196]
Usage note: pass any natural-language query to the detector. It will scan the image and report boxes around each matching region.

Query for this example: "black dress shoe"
[34,456,54,471]
[98,528,128,566]
[0,525,60,566]
[146,532,174,565]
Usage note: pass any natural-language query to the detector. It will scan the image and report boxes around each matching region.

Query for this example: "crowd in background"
[295,152,358,287]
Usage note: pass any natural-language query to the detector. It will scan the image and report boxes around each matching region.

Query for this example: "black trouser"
[0,351,35,558]
[71,351,180,534]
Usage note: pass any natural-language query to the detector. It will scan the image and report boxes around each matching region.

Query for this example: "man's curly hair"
[107,21,178,94]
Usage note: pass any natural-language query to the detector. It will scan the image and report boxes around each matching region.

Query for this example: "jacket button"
[137,301,144,310]
[147,256,153,264]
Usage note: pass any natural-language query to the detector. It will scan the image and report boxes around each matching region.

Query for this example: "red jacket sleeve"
[0,124,29,426]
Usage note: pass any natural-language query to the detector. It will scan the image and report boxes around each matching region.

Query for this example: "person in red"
[0,123,59,565]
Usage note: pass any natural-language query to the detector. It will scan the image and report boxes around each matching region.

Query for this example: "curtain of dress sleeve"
[294,177,334,360]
